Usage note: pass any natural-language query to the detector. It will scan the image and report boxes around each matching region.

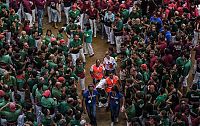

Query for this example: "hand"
[120,106,125,112]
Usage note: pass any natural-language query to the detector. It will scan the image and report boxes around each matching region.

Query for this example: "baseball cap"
[42,90,51,97]
[9,102,16,112]
[0,90,5,97]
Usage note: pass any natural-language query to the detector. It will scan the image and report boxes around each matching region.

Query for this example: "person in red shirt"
[87,5,99,37]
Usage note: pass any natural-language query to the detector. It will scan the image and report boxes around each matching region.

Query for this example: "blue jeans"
[86,104,97,126]
[37,9,44,31]
[110,104,120,122]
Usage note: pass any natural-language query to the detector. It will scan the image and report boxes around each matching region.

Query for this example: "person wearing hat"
[108,85,125,126]
[0,102,22,125]
[83,84,98,126]
[0,89,6,108]
[41,90,56,116]
[69,4,81,25]
[119,4,129,24]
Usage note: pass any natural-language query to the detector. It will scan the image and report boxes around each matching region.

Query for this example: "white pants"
[79,48,86,63]
[80,14,84,30]
[85,43,94,56]
[17,3,24,22]
[193,31,200,46]
[25,12,33,27]
[64,7,70,24]
[32,9,36,24]
[17,91,25,102]
[182,74,189,87]
[89,19,97,37]
[51,8,58,23]
[115,36,122,53]
[104,25,114,43]
[47,6,51,23]
[193,71,200,84]
[58,4,62,22]
[71,52,80,66]
[78,77,85,91]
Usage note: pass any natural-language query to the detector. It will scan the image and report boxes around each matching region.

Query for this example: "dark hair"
[112,85,119,93]
[46,29,52,35]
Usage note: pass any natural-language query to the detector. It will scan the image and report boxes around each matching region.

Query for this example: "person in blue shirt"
[83,84,98,126]
[108,85,125,126]
[150,13,163,32]
[165,26,172,44]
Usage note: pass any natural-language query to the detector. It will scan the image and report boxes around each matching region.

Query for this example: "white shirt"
[103,56,117,71]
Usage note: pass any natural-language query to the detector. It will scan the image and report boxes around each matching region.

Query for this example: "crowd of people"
[0,0,200,126]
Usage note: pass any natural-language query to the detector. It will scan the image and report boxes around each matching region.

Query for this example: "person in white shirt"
[103,51,117,76]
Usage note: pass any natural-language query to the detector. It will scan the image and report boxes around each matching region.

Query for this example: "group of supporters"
[0,0,200,126]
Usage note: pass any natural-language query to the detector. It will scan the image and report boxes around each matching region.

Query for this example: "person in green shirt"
[57,95,71,116]
[69,5,81,24]
[84,24,94,57]
[119,4,129,23]
[1,71,16,91]
[41,90,56,115]
[125,99,136,125]
[52,82,62,100]
[57,28,64,40]
[181,53,192,95]
[0,102,22,124]
[28,31,38,48]
[43,29,54,46]
[112,14,123,54]
[70,111,82,126]
[129,7,141,20]
[47,54,58,70]
[0,49,13,65]
[155,87,167,107]
[69,34,83,66]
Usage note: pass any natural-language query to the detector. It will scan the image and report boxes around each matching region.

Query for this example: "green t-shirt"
[182,60,192,77]
[126,104,136,120]
[57,33,64,40]
[0,54,12,64]
[41,97,56,109]
[1,109,21,122]
[121,9,129,21]
[69,39,82,54]
[155,93,167,106]
[47,60,58,70]
[1,76,16,87]
[42,116,53,126]
[69,9,81,20]
[84,29,92,43]
[70,119,81,126]
[52,87,62,100]
[57,101,71,115]
[28,35,36,47]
